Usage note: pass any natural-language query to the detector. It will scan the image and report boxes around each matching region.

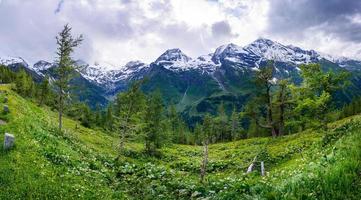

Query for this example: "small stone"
[4,133,15,150]
[3,105,9,113]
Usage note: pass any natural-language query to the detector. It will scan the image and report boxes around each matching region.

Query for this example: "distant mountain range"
[2,38,361,124]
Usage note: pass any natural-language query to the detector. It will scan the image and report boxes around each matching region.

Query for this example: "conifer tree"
[168,104,181,143]
[95,104,102,126]
[230,107,242,140]
[105,103,114,131]
[39,75,50,105]
[200,114,214,183]
[254,63,279,137]
[144,90,165,155]
[194,123,203,145]
[115,80,146,152]
[54,24,83,131]
[215,102,229,141]
[274,79,291,135]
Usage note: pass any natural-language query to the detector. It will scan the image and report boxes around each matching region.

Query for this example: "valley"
[1,84,360,199]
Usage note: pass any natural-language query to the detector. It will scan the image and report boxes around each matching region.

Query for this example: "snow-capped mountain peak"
[124,60,145,69]
[245,38,320,64]
[155,48,192,63]
[154,48,195,71]
[32,60,53,71]
[212,43,256,66]
[72,59,150,89]
[0,56,28,67]
[121,60,149,76]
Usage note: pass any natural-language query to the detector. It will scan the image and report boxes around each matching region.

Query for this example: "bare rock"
[3,105,9,113]
[4,133,15,150]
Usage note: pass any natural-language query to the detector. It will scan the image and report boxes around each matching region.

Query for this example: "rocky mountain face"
[1,38,361,123]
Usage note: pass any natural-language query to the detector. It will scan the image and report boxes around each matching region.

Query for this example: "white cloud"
[0,0,360,68]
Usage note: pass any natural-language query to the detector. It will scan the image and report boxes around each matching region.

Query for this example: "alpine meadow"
[1,0,361,199]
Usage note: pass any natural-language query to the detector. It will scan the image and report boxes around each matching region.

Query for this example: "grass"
[0,84,360,199]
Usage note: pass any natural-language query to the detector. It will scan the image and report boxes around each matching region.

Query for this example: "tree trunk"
[279,103,285,136]
[266,86,278,137]
[261,161,265,176]
[278,83,287,136]
[58,92,63,131]
[246,156,257,173]
[200,139,208,183]
[119,100,134,153]
[119,130,125,152]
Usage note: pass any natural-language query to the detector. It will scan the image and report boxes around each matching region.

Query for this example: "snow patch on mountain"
[74,60,149,87]
[245,38,319,65]
[154,48,195,71]
[0,56,28,67]
[212,43,248,64]
[154,48,220,72]
[32,60,53,75]
[192,54,218,73]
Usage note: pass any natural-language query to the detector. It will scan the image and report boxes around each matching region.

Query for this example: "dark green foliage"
[38,75,51,106]
[167,104,193,144]
[340,96,361,118]
[144,90,166,155]
[66,102,93,127]
[104,103,114,131]
[0,65,16,83]
[14,69,35,97]
[230,106,244,139]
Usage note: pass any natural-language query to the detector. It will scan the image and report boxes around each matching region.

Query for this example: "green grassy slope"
[0,84,360,199]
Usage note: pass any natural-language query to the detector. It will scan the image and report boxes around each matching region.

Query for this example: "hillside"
[0,84,360,199]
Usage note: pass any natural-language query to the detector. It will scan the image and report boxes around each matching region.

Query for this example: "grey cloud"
[211,20,235,38]
[267,0,361,42]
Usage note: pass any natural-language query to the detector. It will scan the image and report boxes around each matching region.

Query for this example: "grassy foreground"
[0,84,360,199]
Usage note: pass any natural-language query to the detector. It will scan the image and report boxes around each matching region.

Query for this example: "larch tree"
[274,79,292,136]
[105,103,114,131]
[144,90,165,155]
[254,62,279,137]
[291,63,350,130]
[230,106,242,140]
[39,75,50,106]
[115,80,146,153]
[54,24,83,131]
[200,114,214,183]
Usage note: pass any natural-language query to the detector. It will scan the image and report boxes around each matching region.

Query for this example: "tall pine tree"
[54,24,83,131]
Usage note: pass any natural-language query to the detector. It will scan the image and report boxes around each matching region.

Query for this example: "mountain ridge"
[2,38,361,118]
[1,38,360,86]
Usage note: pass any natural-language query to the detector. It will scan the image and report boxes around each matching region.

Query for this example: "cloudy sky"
[0,0,360,68]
